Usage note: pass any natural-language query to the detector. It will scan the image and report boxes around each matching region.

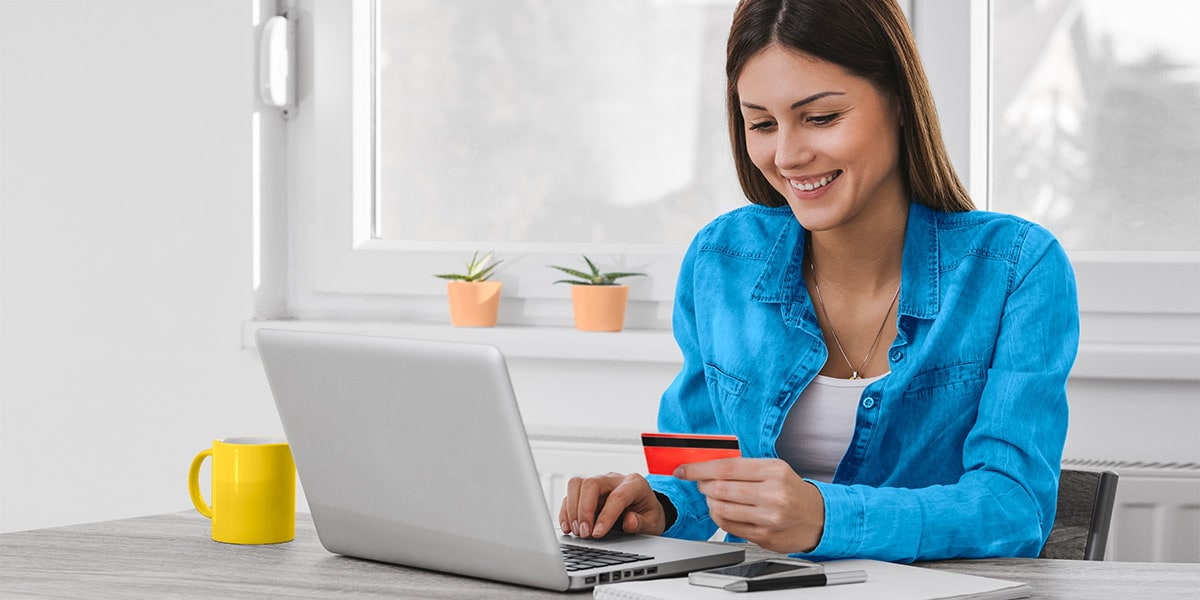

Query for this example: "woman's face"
[737,44,906,232]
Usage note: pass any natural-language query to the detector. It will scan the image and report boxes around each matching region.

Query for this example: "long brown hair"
[726,0,973,211]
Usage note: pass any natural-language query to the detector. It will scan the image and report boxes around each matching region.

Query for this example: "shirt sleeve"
[646,235,724,541]
[796,227,1079,561]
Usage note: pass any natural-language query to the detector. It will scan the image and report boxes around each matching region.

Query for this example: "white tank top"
[774,374,884,483]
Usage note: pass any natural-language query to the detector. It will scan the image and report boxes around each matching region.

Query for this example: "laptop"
[255,328,744,591]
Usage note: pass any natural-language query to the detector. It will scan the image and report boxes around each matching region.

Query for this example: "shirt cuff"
[654,491,677,531]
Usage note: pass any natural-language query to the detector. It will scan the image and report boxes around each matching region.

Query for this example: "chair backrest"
[1039,469,1119,560]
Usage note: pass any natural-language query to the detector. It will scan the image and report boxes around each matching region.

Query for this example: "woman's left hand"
[674,458,825,554]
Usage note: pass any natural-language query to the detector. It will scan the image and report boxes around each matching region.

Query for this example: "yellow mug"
[188,437,296,544]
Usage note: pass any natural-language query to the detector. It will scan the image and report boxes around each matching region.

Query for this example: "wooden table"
[2,512,1197,598]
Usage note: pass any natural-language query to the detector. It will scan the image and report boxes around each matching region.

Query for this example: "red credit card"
[641,433,741,475]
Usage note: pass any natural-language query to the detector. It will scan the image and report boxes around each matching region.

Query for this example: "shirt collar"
[901,202,941,319]
[749,202,942,319]
[750,216,804,305]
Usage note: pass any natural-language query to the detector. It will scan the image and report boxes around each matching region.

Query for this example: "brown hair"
[726,0,974,211]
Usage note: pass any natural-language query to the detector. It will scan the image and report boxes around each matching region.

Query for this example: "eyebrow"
[740,91,846,111]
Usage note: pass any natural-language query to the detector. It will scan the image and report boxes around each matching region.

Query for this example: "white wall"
[0,1,280,532]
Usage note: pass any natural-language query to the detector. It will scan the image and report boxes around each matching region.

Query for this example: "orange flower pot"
[446,281,502,327]
[569,285,630,332]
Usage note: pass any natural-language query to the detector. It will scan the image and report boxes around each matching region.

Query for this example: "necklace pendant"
[850,372,861,380]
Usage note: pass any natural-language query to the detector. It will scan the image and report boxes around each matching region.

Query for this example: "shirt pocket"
[890,361,989,483]
[703,362,747,401]
[703,362,749,434]
[903,360,987,400]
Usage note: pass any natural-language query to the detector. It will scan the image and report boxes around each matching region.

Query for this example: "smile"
[789,170,842,192]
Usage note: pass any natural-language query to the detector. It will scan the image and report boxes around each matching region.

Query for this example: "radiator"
[1063,459,1200,562]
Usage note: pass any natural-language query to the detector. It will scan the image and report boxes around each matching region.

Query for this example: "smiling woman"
[735,46,908,235]
[560,0,1081,562]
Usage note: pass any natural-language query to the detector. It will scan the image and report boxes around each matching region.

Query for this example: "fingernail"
[561,520,569,533]
[571,520,579,535]
[673,466,684,478]
[593,523,606,538]
[579,521,591,538]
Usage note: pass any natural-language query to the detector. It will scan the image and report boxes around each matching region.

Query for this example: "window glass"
[991,0,1199,251]
[375,0,744,245]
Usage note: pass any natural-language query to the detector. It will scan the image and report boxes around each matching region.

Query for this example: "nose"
[774,125,815,171]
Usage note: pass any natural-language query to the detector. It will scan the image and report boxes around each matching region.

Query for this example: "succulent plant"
[549,255,646,285]
[435,251,501,282]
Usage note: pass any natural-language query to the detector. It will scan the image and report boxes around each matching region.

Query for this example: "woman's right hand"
[558,472,667,539]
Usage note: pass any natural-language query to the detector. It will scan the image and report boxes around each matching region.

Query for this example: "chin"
[783,203,842,233]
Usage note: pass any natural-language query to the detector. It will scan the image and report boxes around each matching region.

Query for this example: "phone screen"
[718,561,807,578]
[689,559,822,589]
[705,559,818,578]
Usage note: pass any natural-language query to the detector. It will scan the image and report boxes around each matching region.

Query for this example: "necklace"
[808,259,901,380]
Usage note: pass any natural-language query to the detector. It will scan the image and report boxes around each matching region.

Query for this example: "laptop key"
[560,543,653,571]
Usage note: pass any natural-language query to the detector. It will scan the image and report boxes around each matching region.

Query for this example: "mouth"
[788,170,843,192]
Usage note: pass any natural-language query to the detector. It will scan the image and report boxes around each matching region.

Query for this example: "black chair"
[1039,468,1119,560]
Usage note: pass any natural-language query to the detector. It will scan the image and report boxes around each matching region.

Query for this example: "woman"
[559,0,1078,562]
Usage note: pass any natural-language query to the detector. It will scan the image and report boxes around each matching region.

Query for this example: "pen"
[723,569,869,593]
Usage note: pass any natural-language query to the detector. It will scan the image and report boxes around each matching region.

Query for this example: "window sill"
[242,320,1200,380]
[241,319,683,364]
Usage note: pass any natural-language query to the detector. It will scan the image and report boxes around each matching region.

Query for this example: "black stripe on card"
[641,435,739,449]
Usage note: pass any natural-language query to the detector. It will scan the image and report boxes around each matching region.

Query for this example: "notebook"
[255,329,744,592]
[593,559,1031,600]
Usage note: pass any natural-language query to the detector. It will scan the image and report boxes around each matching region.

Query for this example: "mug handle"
[188,449,214,519]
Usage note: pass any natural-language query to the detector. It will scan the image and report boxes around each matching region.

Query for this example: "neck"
[807,204,907,294]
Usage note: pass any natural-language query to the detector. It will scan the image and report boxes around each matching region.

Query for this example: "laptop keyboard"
[560,543,654,572]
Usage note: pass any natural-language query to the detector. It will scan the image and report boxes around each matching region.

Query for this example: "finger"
[705,495,774,545]
[706,495,762,525]
[674,457,760,482]
[705,500,755,539]
[592,476,644,537]
[562,477,583,534]
[558,497,570,533]
[694,478,758,505]
[621,511,642,534]
[576,474,620,538]
[676,457,796,483]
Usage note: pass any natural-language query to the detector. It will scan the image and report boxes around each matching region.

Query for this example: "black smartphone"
[687,558,823,588]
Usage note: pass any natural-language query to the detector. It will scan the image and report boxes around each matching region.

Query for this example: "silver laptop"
[255,328,743,591]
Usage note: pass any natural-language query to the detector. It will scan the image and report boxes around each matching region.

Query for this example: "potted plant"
[435,251,502,327]
[549,256,646,332]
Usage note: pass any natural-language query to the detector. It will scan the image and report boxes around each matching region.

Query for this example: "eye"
[747,120,776,132]
[807,113,840,126]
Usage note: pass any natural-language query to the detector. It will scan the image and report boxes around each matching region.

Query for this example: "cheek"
[745,136,776,176]
[817,128,860,161]
[838,121,900,173]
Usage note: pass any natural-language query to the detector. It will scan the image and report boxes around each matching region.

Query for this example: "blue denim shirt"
[647,202,1079,562]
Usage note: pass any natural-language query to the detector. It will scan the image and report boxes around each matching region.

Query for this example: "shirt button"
[890,349,904,362]
[862,397,876,409]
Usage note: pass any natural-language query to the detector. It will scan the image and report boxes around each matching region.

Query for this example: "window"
[990,0,1199,252]
[375,1,743,246]
[281,0,743,328]
[278,0,1198,371]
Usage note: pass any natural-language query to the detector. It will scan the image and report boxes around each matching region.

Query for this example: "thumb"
[622,511,644,534]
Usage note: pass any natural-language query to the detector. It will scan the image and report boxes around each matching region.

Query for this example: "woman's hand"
[674,458,825,554]
[558,472,667,539]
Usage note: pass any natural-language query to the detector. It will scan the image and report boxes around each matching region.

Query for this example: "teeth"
[790,172,839,191]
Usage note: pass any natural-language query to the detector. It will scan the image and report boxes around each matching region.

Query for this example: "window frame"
[284,0,702,328]
[270,0,1199,380]
[910,0,1198,381]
